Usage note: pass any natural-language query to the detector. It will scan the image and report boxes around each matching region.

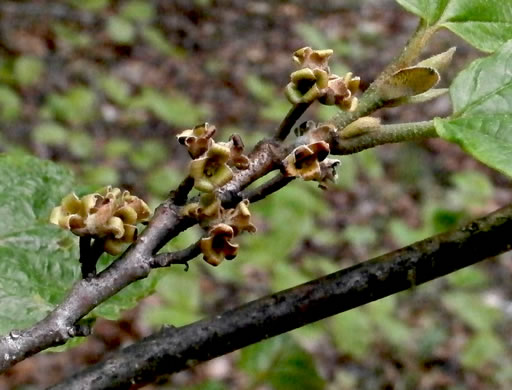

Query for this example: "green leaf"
[120,1,155,23]
[0,154,76,333]
[396,0,512,52]
[130,88,208,127]
[42,86,97,126]
[82,165,120,187]
[100,75,131,106]
[32,123,69,146]
[436,40,512,176]
[239,335,325,390]
[106,16,136,44]
[53,24,92,48]
[145,166,183,198]
[14,56,44,87]
[330,309,374,359]
[0,86,21,121]
[128,139,168,171]
[0,154,158,341]
[442,292,502,331]
[67,0,110,11]
[395,0,450,25]
[141,27,186,58]
[447,266,489,289]
[461,332,505,370]
[143,266,202,327]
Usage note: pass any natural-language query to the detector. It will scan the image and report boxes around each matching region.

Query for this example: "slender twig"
[330,120,437,155]
[241,173,295,204]
[275,102,312,141]
[151,241,202,268]
[50,203,512,390]
[330,20,436,131]
[170,176,195,206]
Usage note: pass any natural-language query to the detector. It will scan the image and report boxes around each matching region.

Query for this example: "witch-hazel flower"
[283,141,330,181]
[50,186,151,255]
[177,122,216,159]
[189,142,234,192]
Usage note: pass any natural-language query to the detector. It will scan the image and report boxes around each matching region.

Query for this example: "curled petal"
[103,238,127,256]
[189,142,234,192]
[293,47,333,72]
[177,123,217,159]
[228,134,250,170]
[200,224,239,266]
[105,216,125,239]
[318,159,341,190]
[284,141,330,181]
[225,199,257,235]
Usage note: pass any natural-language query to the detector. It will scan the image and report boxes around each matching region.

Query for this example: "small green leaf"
[0,86,21,121]
[245,74,277,102]
[145,166,183,197]
[461,332,505,370]
[436,40,512,177]
[396,0,512,52]
[82,165,120,187]
[103,138,133,159]
[120,1,155,23]
[68,132,95,159]
[141,27,186,58]
[143,267,202,327]
[443,292,502,331]
[53,24,92,48]
[32,123,69,146]
[67,0,110,11]
[130,88,208,127]
[14,56,44,87]
[447,266,489,289]
[330,309,374,359]
[128,139,168,171]
[106,16,136,44]
[100,75,131,106]
[42,86,97,126]
[239,335,325,390]
[395,0,450,25]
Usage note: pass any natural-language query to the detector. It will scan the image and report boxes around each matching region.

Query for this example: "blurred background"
[1,0,512,389]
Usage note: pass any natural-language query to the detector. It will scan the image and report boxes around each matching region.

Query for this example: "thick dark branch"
[51,204,512,389]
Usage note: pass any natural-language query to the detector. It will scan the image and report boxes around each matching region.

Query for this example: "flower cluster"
[198,200,257,266]
[177,124,249,193]
[50,186,151,255]
[285,47,360,111]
